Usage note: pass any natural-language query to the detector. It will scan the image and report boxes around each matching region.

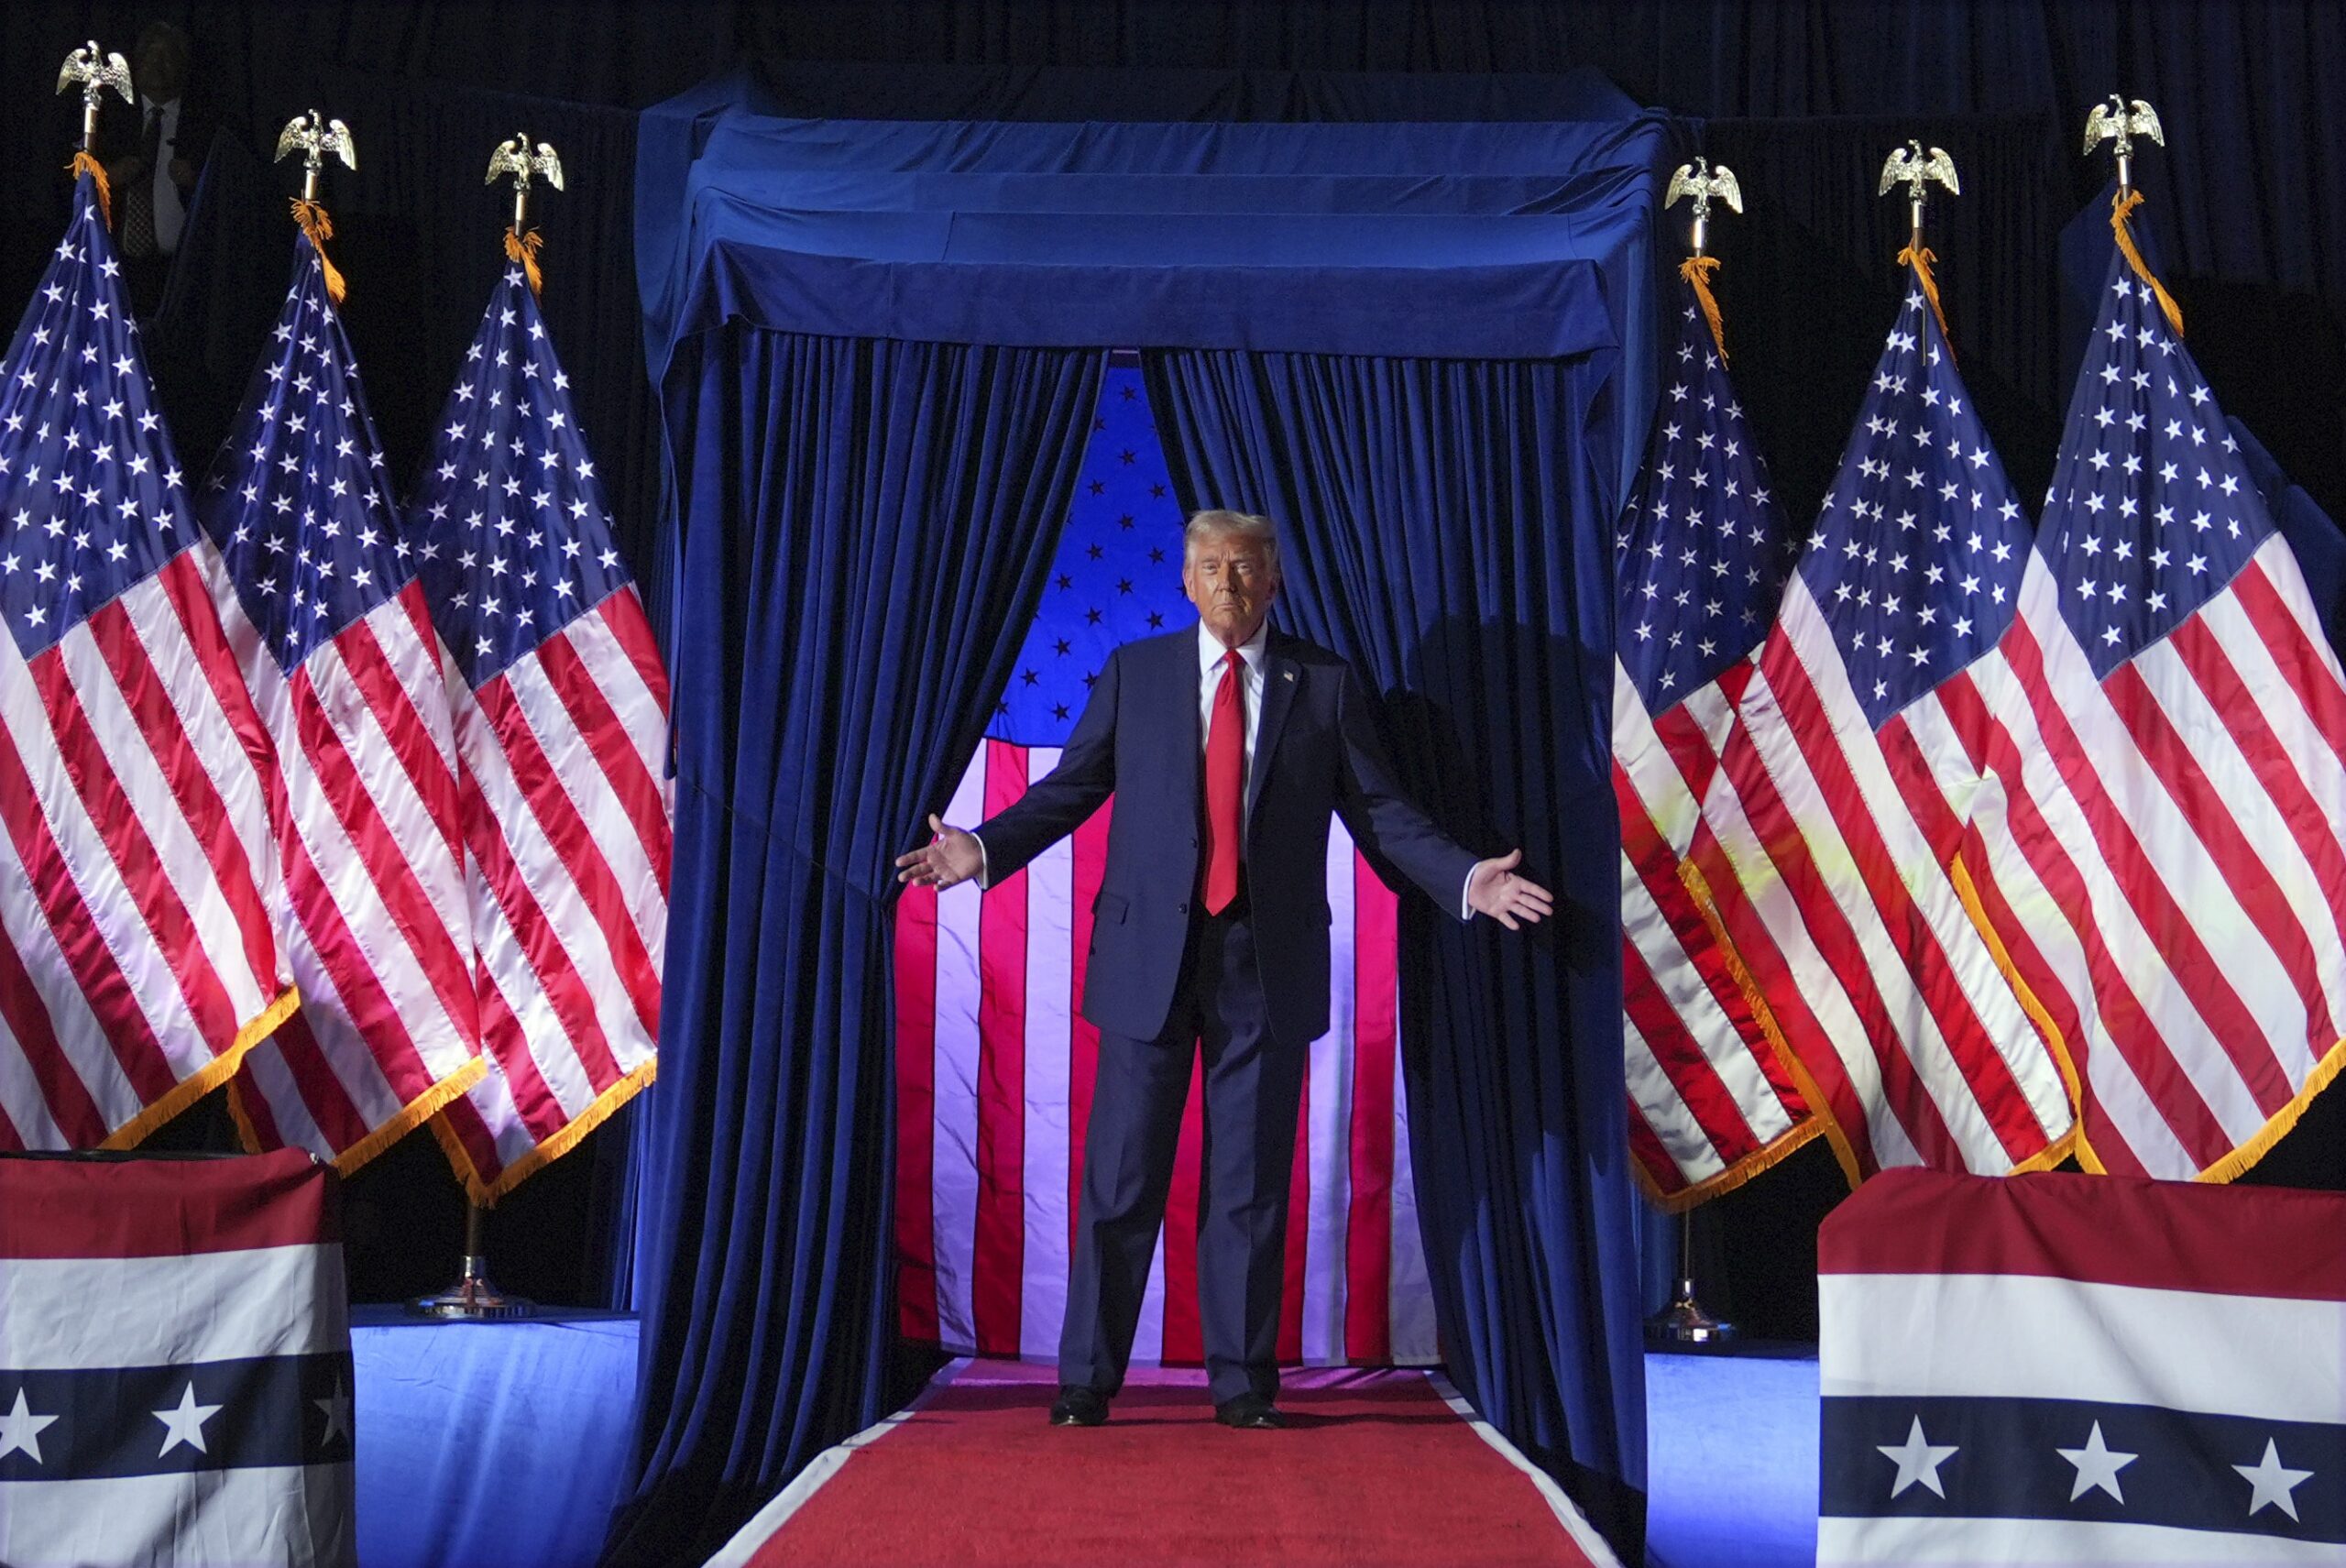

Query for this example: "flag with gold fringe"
[202,220,486,1170]
[410,256,669,1203]
[1689,254,2075,1183]
[1965,191,2346,1181]
[1611,265,1818,1208]
[0,171,293,1152]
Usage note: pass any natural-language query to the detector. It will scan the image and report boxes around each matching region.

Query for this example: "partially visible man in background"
[105,21,205,319]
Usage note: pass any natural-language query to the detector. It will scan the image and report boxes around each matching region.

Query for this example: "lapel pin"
[1282,669,1296,682]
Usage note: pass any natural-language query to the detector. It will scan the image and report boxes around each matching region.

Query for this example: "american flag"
[1968,238,2346,1180]
[203,229,486,1169]
[1611,276,1816,1206]
[0,176,291,1152]
[409,263,670,1203]
[1691,267,2074,1180]
[894,361,1437,1365]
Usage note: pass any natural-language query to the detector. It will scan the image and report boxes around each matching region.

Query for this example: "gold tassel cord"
[2110,189,2186,338]
[1679,254,1728,364]
[504,225,546,298]
[289,197,348,307]
[1896,242,1953,353]
[69,150,112,229]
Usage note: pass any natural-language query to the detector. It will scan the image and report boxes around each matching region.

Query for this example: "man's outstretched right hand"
[895,813,985,891]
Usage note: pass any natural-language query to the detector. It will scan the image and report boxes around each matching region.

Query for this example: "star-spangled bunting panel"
[1610,275,1815,1208]
[1692,266,2073,1184]
[409,260,672,1203]
[0,174,291,1152]
[1968,222,2346,1181]
[200,225,486,1171]
[0,1150,355,1566]
[1821,1168,2346,1562]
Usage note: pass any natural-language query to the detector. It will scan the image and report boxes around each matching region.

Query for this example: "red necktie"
[1201,649,1244,914]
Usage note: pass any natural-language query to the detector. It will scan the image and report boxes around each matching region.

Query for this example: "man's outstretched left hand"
[1466,850,1553,931]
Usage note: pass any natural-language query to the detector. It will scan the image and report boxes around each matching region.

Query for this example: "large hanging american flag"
[203,228,485,1170]
[1691,265,2074,1180]
[1967,220,2346,1180]
[1611,272,1817,1207]
[409,261,670,1204]
[894,361,1437,1365]
[0,176,291,1151]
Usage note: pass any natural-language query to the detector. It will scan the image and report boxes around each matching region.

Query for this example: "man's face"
[1183,531,1278,647]
[136,38,189,102]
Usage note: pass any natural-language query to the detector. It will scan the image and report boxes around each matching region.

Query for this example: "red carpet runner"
[706,1359,1619,1568]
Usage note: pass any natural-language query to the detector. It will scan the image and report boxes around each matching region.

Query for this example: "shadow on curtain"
[1144,348,1648,1552]
[604,328,1103,1565]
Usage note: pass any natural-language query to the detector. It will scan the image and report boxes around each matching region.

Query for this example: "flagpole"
[2085,95,2165,204]
[272,112,500,1249]
[412,1198,533,1320]
[410,132,573,1324]
[57,39,133,233]
[1878,138,1958,256]
[1643,161,1744,1347]
[275,110,356,203]
[486,132,562,297]
[1648,1208,1736,1345]
[57,41,132,154]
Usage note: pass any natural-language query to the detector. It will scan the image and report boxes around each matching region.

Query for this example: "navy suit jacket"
[975,626,1478,1047]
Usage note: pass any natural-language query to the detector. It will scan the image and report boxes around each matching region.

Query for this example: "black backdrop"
[10,0,2343,1333]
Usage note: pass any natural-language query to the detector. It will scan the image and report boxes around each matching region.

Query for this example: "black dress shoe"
[1213,1393,1284,1430]
[1049,1386,1109,1427]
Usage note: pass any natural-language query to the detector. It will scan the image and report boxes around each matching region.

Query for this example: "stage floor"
[353,1307,639,1568]
[1646,1348,1819,1568]
[706,1358,1622,1567]
[351,1310,1819,1568]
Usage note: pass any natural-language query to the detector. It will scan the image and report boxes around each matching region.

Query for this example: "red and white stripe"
[430,591,670,1201]
[1964,538,2346,1179]
[895,740,1435,1366]
[0,547,288,1150]
[224,576,484,1169]
[1693,577,2074,1179]
[1612,658,1814,1204]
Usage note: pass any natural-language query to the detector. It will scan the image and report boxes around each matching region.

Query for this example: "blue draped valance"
[635,71,1671,371]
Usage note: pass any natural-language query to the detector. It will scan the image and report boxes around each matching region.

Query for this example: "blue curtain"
[605,328,1104,1565]
[1143,348,1647,1552]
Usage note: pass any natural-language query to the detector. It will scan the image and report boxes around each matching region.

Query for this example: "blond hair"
[1182,509,1281,579]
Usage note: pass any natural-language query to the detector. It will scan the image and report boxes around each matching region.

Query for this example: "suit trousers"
[1057,905,1310,1405]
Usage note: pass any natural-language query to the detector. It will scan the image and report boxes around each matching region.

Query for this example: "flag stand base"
[409,1200,536,1320]
[1646,1210,1735,1345]
[1647,1276,1736,1345]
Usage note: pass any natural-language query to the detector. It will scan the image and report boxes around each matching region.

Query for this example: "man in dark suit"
[101,22,208,320]
[896,509,1551,1430]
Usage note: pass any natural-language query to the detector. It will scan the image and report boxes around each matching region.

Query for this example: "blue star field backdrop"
[991,356,1191,745]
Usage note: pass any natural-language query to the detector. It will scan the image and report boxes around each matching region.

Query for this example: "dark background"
[15,0,2346,1333]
